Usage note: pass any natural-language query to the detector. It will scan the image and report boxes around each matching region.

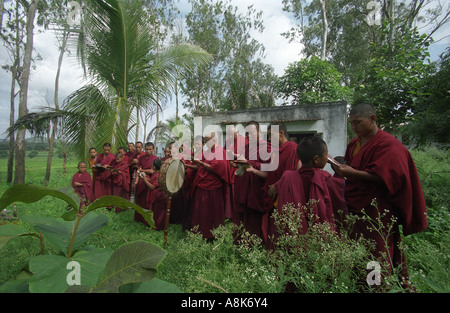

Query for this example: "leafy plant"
[0,184,180,293]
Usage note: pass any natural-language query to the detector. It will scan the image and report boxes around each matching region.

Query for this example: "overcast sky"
[0,0,448,141]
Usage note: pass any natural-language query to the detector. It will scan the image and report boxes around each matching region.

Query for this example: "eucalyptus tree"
[182,0,275,113]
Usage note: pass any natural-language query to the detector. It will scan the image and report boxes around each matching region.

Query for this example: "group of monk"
[71,103,428,291]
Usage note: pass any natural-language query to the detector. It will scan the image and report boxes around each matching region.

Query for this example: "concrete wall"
[195,101,348,173]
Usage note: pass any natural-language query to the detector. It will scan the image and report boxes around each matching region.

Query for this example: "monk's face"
[115,155,123,163]
[145,145,154,156]
[128,143,135,152]
[135,143,143,153]
[118,149,126,156]
[78,163,87,173]
[205,135,215,149]
[89,149,97,158]
[314,146,328,169]
[103,146,111,155]
[247,125,259,142]
[349,114,377,138]
[194,140,203,152]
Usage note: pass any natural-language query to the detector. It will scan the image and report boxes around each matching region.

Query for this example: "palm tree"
[66,0,212,157]
[10,0,212,161]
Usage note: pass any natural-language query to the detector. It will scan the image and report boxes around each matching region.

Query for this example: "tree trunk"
[14,0,39,184]
[7,1,21,183]
[44,30,68,186]
[319,0,328,60]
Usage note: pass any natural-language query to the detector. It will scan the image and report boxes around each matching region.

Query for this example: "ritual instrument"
[159,157,185,245]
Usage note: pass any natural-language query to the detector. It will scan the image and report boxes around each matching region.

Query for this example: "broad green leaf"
[0,223,31,249]
[119,278,182,293]
[0,279,30,293]
[86,195,154,228]
[0,184,78,211]
[28,248,113,293]
[93,241,167,293]
[20,213,109,256]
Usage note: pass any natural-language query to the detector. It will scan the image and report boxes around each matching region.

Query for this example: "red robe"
[232,139,271,241]
[225,134,248,219]
[344,129,427,283]
[272,168,346,237]
[146,171,167,230]
[135,154,158,208]
[190,145,230,239]
[108,159,130,212]
[93,152,115,200]
[261,140,299,247]
[71,171,93,207]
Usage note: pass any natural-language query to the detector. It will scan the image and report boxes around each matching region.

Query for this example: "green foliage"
[276,56,352,105]
[269,202,372,292]
[0,183,177,293]
[401,47,450,146]
[354,22,434,132]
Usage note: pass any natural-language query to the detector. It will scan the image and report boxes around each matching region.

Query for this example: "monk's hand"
[334,164,354,178]
[245,165,254,173]
[268,185,277,199]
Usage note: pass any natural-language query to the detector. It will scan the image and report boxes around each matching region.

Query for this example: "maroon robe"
[232,139,271,241]
[108,159,130,212]
[71,171,93,208]
[344,129,427,285]
[225,134,248,219]
[135,154,158,208]
[261,140,299,248]
[93,152,115,200]
[146,172,167,230]
[272,168,346,237]
[190,145,230,239]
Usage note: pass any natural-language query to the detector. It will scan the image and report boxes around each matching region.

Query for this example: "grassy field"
[0,148,449,293]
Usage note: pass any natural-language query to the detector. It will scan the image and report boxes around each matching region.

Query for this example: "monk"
[134,142,158,222]
[142,159,167,230]
[231,121,271,242]
[268,137,346,237]
[333,103,427,290]
[190,132,231,240]
[161,146,171,162]
[243,122,300,249]
[126,142,135,160]
[225,125,248,220]
[93,143,116,200]
[71,161,93,210]
[106,152,130,212]
[183,136,205,232]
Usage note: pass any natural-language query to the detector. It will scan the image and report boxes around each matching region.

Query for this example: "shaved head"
[350,103,376,118]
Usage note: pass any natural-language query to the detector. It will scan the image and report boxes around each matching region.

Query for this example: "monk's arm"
[142,176,157,190]
[335,164,383,183]
[193,159,213,172]
[246,166,268,179]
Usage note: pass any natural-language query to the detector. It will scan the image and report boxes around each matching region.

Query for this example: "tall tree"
[9,0,212,160]
[14,0,40,184]
[182,0,274,113]
[1,0,25,183]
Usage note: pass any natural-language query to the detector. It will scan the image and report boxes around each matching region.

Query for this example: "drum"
[159,158,185,196]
